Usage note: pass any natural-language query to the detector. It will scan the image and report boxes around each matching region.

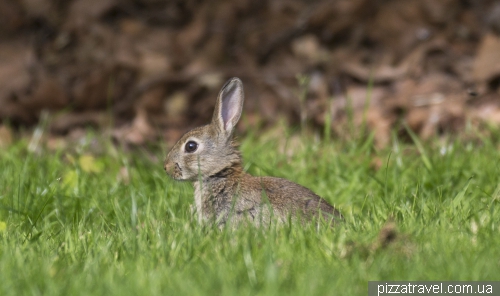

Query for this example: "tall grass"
[0,128,499,296]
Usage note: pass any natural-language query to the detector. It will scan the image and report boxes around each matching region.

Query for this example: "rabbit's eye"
[185,141,198,153]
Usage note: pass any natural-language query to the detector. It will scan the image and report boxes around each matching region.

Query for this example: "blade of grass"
[403,122,433,171]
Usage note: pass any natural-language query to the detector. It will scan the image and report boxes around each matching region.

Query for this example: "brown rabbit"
[164,78,343,227]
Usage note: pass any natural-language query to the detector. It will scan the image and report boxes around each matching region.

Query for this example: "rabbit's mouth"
[165,161,183,180]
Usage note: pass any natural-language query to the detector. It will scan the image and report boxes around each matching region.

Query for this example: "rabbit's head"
[164,78,244,181]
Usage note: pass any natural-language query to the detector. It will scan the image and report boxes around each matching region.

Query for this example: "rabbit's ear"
[212,77,244,135]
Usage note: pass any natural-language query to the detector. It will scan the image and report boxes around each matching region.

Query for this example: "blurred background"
[1,0,499,148]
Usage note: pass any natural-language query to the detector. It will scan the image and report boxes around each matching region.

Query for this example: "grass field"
[1,127,499,295]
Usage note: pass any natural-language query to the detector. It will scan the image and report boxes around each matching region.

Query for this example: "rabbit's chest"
[193,180,234,219]
[193,182,204,222]
[193,179,258,223]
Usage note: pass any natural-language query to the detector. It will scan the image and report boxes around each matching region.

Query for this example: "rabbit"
[164,77,343,227]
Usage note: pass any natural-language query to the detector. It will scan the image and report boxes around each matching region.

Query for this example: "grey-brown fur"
[164,78,343,226]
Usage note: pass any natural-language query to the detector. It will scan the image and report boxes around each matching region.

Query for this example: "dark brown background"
[1,0,500,147]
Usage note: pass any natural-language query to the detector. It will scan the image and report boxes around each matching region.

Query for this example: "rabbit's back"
[195,173,342,225]
[245,176,342,222]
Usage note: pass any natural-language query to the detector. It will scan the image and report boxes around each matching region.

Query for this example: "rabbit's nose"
[164,160,177,177]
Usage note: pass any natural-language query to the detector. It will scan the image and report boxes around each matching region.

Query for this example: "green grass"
[0,129,499,296]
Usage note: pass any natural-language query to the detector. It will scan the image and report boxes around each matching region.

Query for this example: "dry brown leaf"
[0,125,13,147]
[50,112,108,134]
[113,108,155,145]
[164,91,189,119]
[473,33,500,83]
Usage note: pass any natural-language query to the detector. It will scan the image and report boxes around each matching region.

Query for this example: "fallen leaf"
[79,155,103,173]
[62,170,78,193]
[473,33,500,83]
[0,125,13,147]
